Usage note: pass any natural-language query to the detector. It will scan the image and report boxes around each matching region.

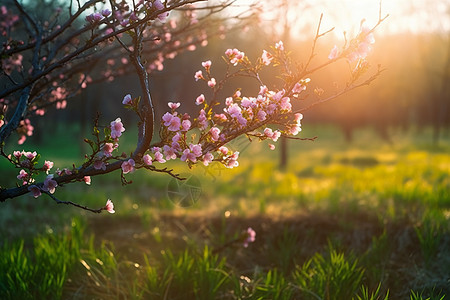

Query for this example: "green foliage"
[354,284,389,300]
[0,218,84,299]
[0,127,449,298]
[266,227,300,274]
[252,269,294,300]
[293,245,365,300]
[415,212,445,265]
[410,289,446,300]
[141,246,230,300]
[361,231,391,287]
[0,218,121,300]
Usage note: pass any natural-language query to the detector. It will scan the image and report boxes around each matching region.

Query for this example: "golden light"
[308,0,450,37]
[234,0,450,38]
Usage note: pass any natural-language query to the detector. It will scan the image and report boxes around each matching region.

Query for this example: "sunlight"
[309,0,450,36]
[241,0,450,39]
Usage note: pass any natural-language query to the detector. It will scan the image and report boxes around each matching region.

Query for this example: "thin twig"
[44,191,103,213]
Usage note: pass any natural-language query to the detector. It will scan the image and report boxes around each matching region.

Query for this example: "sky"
[310,0,450,35]
[230,0,450,38]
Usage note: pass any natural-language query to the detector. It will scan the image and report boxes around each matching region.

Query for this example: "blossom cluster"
[0,5,19,36]
[2,13,381,215]
[10,147,112,211]
[10,149,91,198]
[85,0,169,27]
[1,0,215,148]
[328,22,375,62]
[118,44,308,173]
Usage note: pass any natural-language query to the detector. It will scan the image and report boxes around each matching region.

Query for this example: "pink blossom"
[43,175,57,194]
[85,14,93,23]
[225,48,245,66]
[171,141,180,152]
[198,109,208,130]
[162,112,173,124]
[168,102,180,109]
[83,176,91,185]
[181,119,191,131]
[294,113,303,123]
[272,130,281,142]
[202,152,214,166]
[172,132,182,143]
[275,41,284,51]
[348,25,376,62]
[110,118,125,139]
[257,110,267,121]
[328,45,339,60]
[218,146,228,155]
[43,160,54,173]
[288,125,301,136]
[264,128,281,141]
[240,97,252,108]
[121,159,135,174]
[24,151,37,160]
[237,115,247,127]
[166,115,181,131]
[13,151,22,159]
[195,94,205,105]
[268,144,276,150]
[214,113,227,122]
[225,97,233,106]
[154,0,164,10]
[243,227,256,247]
[208,78,216,88]
[28,185,41,198]
[190,144,203,157]
[93,160,107,171]
[356,42,371,59]
[158,12,169,23]
[162,112,181,131]
[264,128,274,138]
[202,60,211,71]
[226,103,242,119]
[102,143,115,157]
[272,90,285,102]
[17,169,28,181]
[143,154,153,165]
[194,70,204,81]
[227,158,239,168]
[280,97,292,111]
[209,127,220,141]
[92,13,103,22]
[122,94,132,105]
[101,9,111,17]
[104,199,115,214]
[180,149,196,163]
[130,12,138,22]
[154,151,166,163]
[86,12,103,23]
[163,145,177,160]
[181,144,203,163]
[292,83,306,94]
[261,50,273,65]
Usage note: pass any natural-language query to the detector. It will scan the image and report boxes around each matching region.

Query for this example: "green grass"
[0,126,449,299]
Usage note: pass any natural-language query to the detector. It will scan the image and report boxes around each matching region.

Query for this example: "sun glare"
[310,0,450,36]
[243,0,450,39]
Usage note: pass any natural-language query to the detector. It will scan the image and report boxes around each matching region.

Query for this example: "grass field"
[0,125,449,299]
